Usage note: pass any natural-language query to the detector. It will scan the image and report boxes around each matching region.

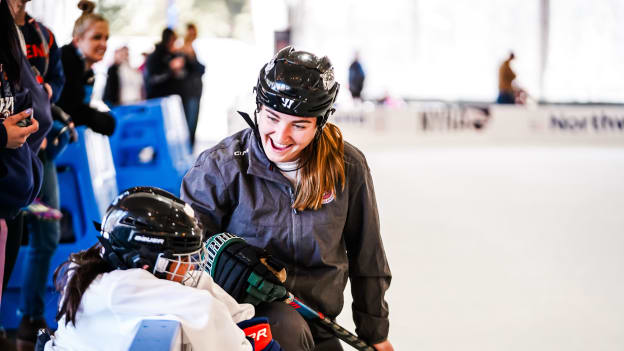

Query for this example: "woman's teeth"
[271,139,290,150]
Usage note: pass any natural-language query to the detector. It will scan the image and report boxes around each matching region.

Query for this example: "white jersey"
[45,269,254,351]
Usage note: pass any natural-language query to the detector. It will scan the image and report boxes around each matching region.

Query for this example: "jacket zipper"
[289,187,298,284]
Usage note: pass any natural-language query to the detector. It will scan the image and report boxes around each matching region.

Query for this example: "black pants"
[255,302,344,351]
[2,213,24,290]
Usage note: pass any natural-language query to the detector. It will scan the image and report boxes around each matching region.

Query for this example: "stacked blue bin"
[0,127,118,329]
[109,96,194,196]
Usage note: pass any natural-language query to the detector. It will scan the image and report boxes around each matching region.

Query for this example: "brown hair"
[54,243,114,326]
[72,0,107,39]
[293,123,345,211]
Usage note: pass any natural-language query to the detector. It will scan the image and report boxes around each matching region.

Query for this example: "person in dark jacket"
[8,0,69,348]
[348,52,365,100]
[145,27,204,145]
[144,28,185,100]
[181,47,393,351]
[56,0,115,137]
[0,1,52,348]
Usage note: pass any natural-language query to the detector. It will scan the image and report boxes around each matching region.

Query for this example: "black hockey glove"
[204,233,288,305]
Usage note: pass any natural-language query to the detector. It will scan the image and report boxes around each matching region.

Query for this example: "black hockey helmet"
[255,46,340,129]
[96,186,208,287]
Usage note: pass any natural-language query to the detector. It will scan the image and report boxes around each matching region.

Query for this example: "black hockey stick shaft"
[283,292,375,351]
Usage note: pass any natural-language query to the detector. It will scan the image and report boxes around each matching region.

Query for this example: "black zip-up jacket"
[181,128,392,344]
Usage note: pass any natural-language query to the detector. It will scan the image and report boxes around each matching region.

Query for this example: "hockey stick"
[203,233,374,350]
[283,292,375,351]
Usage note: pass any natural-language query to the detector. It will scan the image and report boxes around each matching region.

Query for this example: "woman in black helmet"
[182,47,393,351]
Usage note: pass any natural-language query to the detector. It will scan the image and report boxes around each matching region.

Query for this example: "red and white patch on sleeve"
[321,188,335,205]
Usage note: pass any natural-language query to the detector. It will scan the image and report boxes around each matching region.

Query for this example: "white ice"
[336,143,624,351]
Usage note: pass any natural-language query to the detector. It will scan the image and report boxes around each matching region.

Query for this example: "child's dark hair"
[53,243,114,326]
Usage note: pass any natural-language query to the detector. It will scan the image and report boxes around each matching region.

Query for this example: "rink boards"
[329,103,624,147]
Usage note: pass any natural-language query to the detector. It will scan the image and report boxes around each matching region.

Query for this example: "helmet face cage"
[153,246,209,288]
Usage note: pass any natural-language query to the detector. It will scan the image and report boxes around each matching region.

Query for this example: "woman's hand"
[169,56,185,72]
[373,340,394,351]
[2,108,39,149]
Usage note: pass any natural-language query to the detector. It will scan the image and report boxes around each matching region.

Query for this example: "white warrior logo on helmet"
[320,69,335,90]
[281,97,295,109]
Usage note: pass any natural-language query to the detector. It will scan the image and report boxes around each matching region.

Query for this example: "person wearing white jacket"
[44,186,282,351]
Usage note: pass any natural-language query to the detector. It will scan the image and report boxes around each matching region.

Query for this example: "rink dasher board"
[330,104,624,147]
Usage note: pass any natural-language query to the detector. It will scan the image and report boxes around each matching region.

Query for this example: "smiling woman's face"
[74,20,109,67]
[256,105,317,163]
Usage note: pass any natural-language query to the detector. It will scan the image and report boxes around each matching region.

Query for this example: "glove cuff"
[204,232,245,276]
[238,317,273,351]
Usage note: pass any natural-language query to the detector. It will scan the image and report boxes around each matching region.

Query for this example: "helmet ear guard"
[97,235,128,270]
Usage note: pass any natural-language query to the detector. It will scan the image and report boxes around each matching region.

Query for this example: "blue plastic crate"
[109,96,194,196]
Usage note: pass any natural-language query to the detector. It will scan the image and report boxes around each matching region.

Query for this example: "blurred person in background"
[1,0,53,347]
[103,45,144,107]
[7,1,69,350]
[496,51,517,104]
[180,23,205,147]
[348,51,365,101]
[57,0,115,137]
[144,28,186,102]
[145,27,205,146]
[182,46,393,351]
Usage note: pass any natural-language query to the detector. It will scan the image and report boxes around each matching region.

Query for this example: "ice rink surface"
[334,141,624,350]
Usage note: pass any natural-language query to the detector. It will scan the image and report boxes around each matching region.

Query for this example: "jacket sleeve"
[71,104,116,136]
[0,144,43,219]
[181,151,234,236]
[188,58,205,76]
[343,156,392,344]
[43,28,65,103]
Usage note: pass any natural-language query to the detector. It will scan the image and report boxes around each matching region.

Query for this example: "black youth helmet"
[255,46,340,129]
[97,186,208,287]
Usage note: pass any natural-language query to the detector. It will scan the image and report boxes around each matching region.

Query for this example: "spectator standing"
[103,45,143,107]
[497,52,516,104]
[180,23,205,147]
[348,52,365,101]
[6,1,68,350]
[144,28,185,100]
[0,0,52,347]
[145,28,204,146]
